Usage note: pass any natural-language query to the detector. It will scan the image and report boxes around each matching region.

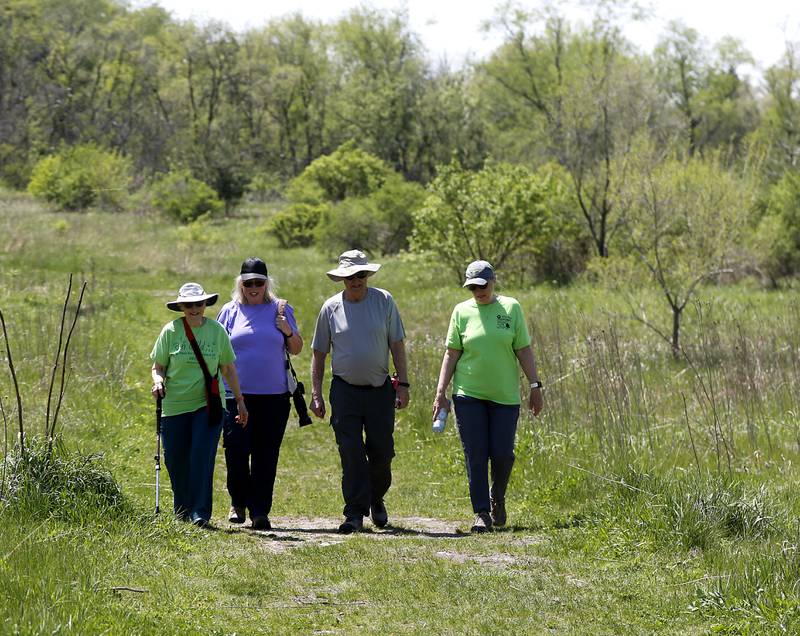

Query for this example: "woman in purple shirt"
[216,257,303,529]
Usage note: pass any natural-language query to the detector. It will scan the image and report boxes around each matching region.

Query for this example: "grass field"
[2,189,800,634]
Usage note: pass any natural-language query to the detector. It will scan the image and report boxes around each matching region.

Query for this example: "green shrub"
[150,169,223,223]
[315,175,425,256]
[27,144,132,210]
[285,141,392,204]
[1,441,129,522]
[410,159,560,283]
[267,202,329,248]
[751,172,800,284]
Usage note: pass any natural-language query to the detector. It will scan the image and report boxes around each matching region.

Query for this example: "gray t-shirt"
[312,287,406,387]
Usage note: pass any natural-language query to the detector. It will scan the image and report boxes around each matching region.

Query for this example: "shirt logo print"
[496,315,511,330]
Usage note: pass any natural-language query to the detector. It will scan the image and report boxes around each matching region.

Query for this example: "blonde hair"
[231,275,278,304]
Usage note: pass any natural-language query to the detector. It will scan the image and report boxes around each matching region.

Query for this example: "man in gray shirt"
[310,250,410,533]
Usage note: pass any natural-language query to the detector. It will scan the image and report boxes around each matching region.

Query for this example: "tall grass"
[4,191,800,631]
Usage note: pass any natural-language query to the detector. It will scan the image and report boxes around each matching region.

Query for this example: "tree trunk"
[671,306,682,359]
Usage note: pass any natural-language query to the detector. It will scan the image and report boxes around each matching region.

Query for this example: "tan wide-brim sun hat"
[166,282,219,311]
[326,249,381,282]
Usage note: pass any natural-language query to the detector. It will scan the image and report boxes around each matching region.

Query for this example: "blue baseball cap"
[463,260,495,287]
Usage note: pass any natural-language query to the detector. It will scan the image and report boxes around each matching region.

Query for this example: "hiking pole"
[155,395,162,515]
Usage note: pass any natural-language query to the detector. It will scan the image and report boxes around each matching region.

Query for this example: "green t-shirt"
[445,295,531,405]
[150,318,235,417]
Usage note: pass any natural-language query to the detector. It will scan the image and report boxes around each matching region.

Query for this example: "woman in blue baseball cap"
[432,260,543,532]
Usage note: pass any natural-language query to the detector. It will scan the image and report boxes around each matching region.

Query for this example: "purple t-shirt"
[216,300,299,395]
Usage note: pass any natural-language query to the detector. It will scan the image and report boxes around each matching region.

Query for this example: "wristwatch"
[530,381,543,389]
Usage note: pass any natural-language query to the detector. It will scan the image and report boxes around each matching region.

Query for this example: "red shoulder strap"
[181,317,214,382]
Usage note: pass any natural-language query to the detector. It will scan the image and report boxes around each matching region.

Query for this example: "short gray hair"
[231,274,278,304]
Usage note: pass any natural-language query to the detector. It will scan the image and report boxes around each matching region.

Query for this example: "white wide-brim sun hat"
[166,282,219,311]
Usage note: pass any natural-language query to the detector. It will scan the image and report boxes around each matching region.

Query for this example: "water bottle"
[432,399,450,433]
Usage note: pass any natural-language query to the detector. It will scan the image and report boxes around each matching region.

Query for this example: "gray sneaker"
[338,516,363,534]
[371,501,389,528]
[470,512,493,533]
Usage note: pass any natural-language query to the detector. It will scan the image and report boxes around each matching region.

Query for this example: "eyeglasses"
[467,283,488,291]
[182,301,206,308]
[243,279,266,288]
[345,271,369,280]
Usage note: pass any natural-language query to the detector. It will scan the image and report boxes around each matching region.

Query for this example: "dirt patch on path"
[223,515,468,553]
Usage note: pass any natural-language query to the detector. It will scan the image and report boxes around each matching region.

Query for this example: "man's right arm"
[310,349,328,418]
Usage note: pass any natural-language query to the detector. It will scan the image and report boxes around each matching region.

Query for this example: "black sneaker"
[338,516,363,534]
[371,501,389,528]
[490,497,507,527]
[470,512,493,533]
[251,515,271,530]
[228,506,246,524]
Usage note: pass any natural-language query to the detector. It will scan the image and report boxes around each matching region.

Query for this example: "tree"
[755,42,800,180]
[479,5,656,257]
[653,22,757,158]
[751,171,800,285]
[237,15,331,177]
[410,159,560,283]
[610,145,755,356]
[328,8,427,179]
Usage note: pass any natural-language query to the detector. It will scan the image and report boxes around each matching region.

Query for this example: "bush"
[267,202,329,248]
[751,172,800,284]
[1,441,129,522]
[410,159,561,284]
[285,141,392,204]
[315,176,425,256]
[150,169,223,223]
[27,144,132,210]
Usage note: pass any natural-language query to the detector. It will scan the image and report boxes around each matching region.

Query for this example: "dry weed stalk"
[0,275,87,463]
[0,308,24,459]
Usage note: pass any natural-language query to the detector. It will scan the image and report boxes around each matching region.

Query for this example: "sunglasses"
[345,271,369,280]
[182,301,206,308]
[467,283,488,291]
[243,279,266,288]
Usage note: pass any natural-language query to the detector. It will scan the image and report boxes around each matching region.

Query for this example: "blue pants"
[330,376,395,518]
[161,406,222,523]
[453,395,519,514]
[223,394,290,519]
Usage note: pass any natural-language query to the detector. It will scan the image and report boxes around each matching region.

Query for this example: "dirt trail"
[223,516,546,566]
[223,515,467,553]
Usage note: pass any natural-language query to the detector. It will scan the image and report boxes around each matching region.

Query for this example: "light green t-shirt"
[150,318,235,417]
[445,295,531,405]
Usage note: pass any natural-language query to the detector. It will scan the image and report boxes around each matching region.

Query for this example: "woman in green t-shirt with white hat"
[432,261,543,533]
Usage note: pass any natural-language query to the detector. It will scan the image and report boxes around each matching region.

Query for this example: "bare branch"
[0,309,24,459]
[46,275,73,440]
[49,282,87,450]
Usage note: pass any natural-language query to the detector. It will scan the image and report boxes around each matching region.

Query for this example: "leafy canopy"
[410,160,557,282]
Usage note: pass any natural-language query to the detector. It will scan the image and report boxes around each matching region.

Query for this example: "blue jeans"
[453,395,519,514]
[161,406,223,523]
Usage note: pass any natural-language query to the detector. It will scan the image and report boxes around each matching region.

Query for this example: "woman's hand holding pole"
[151,363,166,398]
